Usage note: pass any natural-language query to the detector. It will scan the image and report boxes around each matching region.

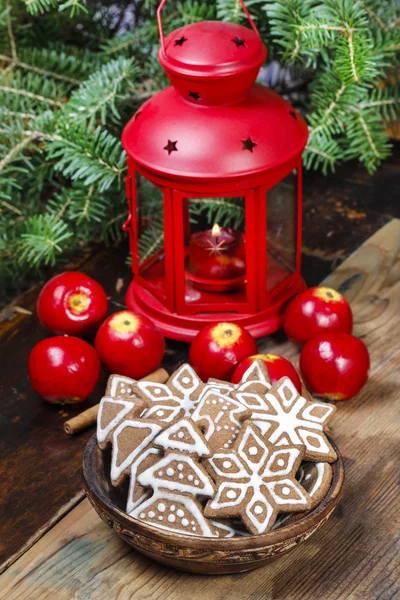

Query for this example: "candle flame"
[211,223,221,238]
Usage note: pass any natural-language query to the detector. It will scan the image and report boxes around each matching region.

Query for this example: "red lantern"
[122,0,308,341]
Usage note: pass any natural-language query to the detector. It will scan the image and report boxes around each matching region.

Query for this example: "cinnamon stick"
[63,367,169,435]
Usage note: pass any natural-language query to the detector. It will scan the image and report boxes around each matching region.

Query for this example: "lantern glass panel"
[177,194,249,312]
[266,170,298,293]
[136,172,167,304]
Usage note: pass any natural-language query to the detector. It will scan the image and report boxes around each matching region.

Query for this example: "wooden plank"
[2,220,399,599]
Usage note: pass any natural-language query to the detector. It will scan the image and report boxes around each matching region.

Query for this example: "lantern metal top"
[122,5,308,184]
[159,21,266,81]
[122,84,308,182]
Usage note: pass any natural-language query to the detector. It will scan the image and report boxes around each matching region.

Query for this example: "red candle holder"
[187,225,246,292]
[121,0,308,341]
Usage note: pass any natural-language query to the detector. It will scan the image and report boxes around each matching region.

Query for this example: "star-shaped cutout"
[242,137,257,152]
[174,36,187,46]
[189,91,200,101]
[232,36,246,47]
[163,140,178,155]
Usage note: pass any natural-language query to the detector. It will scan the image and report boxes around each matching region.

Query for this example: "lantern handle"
[157,0,261,56]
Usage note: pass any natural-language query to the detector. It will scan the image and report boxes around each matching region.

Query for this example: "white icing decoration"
[166,468,174,476]
[149,511,155,518]
[138,364,203,422]
[223,461,232,469]
[138,452,214,497]
[206,424,309,534]
[177,464,183,471]
[177,509,184,517]
[158,503,166,512]
[267,479,309,505]
[262,448,299,478]
[233,376,335,459]
[153,419,210,457]
[107,375,136,398]
[111,419,162,483]
[97,397,135,444]
[126,446,161,513]
[191,389,249,451]
[168,514,175,523]
[130,490,215,537]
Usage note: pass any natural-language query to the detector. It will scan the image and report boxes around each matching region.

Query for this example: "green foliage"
[0,0,399,305]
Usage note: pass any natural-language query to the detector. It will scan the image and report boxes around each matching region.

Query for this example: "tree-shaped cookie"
[97,373,148,449]
[97,396,147,450]
[105,374,137,399]
[110,418,164,485]
[232,376,337,462]
[204,422,311,534]
[130,419,216,536]
[191,388,251,452]
[134,364,206,423]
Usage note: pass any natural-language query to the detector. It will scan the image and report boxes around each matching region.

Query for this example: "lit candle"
[189,223,246,283]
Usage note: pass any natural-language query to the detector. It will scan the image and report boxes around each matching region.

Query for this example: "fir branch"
[47,124,126,191]
[1,199,22,215]
[17,214,73,267]
[6,0,16,61]
[0,131,42,173]
[358,113,381,158]
[0,83,62,107]
[64,57,137,125]
[0,54,82,85]
[23,0,87,17]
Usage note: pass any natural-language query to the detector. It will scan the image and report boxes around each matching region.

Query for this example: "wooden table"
[1,152,399,598]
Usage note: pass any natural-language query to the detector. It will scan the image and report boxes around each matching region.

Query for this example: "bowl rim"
[82,434,345,549]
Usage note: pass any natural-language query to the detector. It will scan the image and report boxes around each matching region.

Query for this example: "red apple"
[28,336,100,404]
[37,271,108,336]
[232,354,302,392]
[300,333,370,401]
[189,322,258,382]
[283,286,353,346]
[94,310,165,379]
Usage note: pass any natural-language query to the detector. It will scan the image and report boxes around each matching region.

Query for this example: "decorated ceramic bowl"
[82,435,344,574]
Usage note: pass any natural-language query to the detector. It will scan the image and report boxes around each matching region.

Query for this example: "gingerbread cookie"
[153,418,211,457]
[126,447,161,513]
[135,364,206,423]
[97,396,147,450]
[273,461,333,529]
[191,389,251,452]
[138,451,215,496]
[130,489,216,537]
[208,359,271,395]
[204,422,311,534]
[232,376,337,462]
[297,461,333,510]
[110,418,163,485]
[106,374,137,399]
